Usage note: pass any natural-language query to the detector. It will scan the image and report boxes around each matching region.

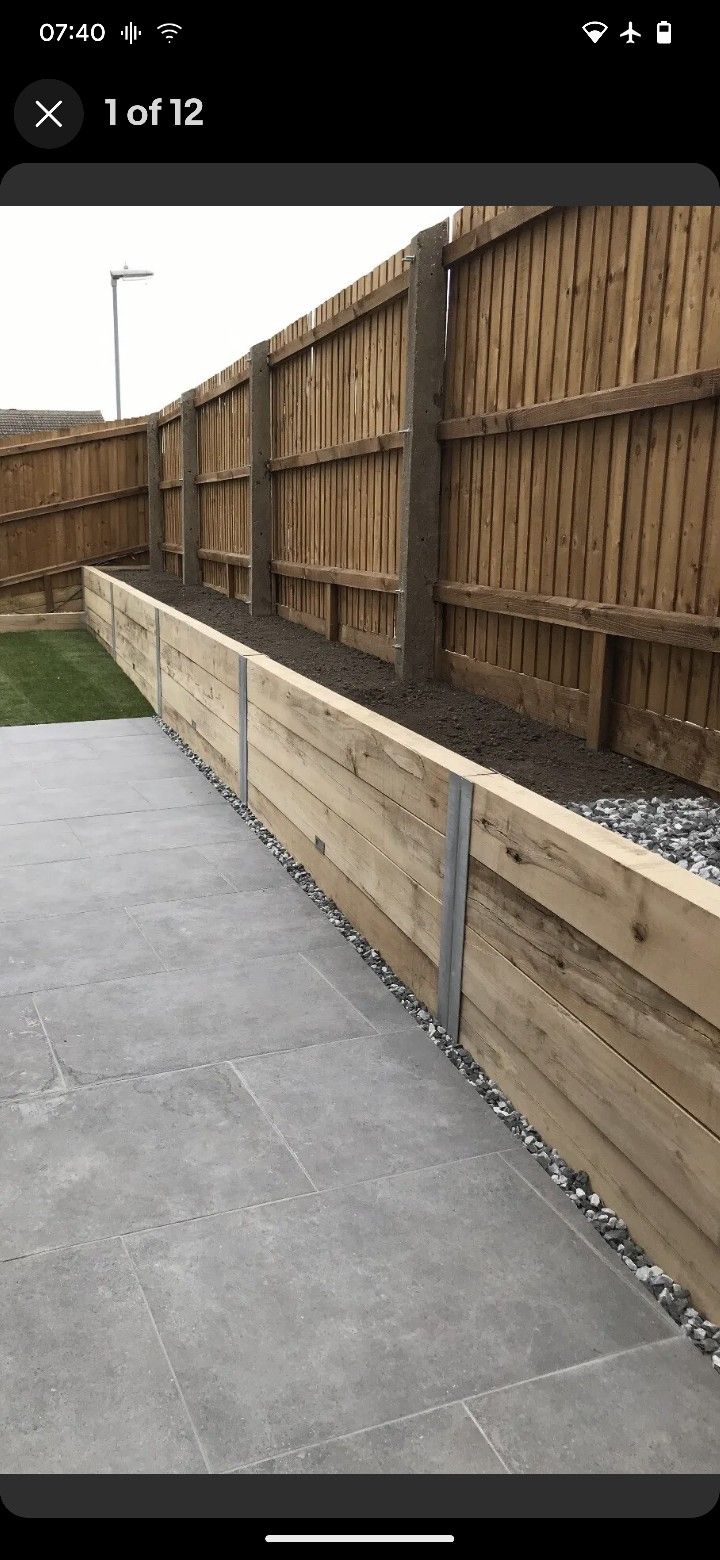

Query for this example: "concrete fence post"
[147,413,163,574]
[436,773,473,1040]
[394,219,448,682]
[238,653,248,803]
[180,390,200,587]
[249,341,273,616]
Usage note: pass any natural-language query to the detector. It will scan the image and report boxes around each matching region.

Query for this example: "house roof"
[0,408,104,437]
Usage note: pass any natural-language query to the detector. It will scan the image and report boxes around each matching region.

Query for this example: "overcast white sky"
[0,206,455,420]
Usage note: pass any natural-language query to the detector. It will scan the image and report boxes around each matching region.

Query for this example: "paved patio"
[1,716,718,1475]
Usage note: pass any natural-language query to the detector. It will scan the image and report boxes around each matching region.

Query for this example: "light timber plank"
[247,654,491,831]
[248,742,443,966]
[248,701,445,899]
[248,781,438,1015]
[462,925,720,1245]
[469,769,720,1030]
[459,995,720,1324]
[465,857,720,1139]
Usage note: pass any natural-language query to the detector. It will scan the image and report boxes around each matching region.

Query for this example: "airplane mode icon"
[620,20,641,42]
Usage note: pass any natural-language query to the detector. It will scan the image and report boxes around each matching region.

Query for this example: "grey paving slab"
[0,772,42,796]
[0,780,152,826]
[130,887,337,969]
[0,819,88,867]
[83,738,173,766]
[0,846,232,919]
[0,1064,311,1259]
[30,752,198,790]
[466,1337,720,1473]
[238,1027,507,1188]
[0,995,62,1101]
[303,939,420,1034]
[200,838,303,893]
[130,772,226,809]
[68,804,242,856]
[0,907,161,997]
[498,1144,664,1301]
[242,1403,505,1474]
[127,1155,673,1471]
[0,1241,204,1473]
[0,738,103,771]
[36,955,373,1085]
[0,717,158,743]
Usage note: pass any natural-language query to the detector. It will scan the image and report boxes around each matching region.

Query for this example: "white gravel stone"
[569,795,720,883]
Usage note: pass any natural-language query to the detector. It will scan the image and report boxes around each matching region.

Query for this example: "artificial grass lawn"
[0,630,152,726]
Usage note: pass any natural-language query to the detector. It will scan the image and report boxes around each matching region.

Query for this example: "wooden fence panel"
[195,356,251,600]
[0,419,148,612]
[269,249,409,660]
[438,204,720,789]
[158,399,182,578]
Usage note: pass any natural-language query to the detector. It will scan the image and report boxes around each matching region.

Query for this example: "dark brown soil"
[113,568,705,808]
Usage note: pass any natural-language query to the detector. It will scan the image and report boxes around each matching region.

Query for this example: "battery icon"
[657,21,672,42]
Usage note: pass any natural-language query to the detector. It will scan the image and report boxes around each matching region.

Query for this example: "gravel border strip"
[155,716,720,1374]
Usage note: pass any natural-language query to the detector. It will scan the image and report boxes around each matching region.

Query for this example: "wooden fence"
[144,203,720,790]
[0,417,149,613]
[268,251,410,662]
[437,203,720,788]
[6,205,719,789]
[84,565,720,1323]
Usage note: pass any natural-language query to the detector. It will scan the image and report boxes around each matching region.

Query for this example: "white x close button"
[14,79,84,148]
[35,99,64,129]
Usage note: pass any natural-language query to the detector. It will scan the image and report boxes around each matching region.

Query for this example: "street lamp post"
[110,265,154,419]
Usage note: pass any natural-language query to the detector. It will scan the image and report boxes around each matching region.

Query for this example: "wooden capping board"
[0,485,147,528]
[459,995,720,1324]
[0,421,146,458]
[0,611,85,632]
[613,705,720,794]
[196,468,250,485]
[157,408,182,428]
[194,368,250,407]
[161,542,183,555]
[440,648,587,738]
[435,582,720,654]
[247,653,492,832]
[442,206,555,268]
[469,768,720,1031]
[198,548,250,568]
[272,561,399,594]
[437,366,720,441]
[268,431,406,473]
[1,546,148,592]
[268,272,410,366]
[440,648,720,793]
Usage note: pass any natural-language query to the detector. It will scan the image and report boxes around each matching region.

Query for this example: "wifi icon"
[157,21,182,40]
[582,20,608,42]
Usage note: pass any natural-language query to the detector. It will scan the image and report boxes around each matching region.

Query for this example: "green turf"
[0,630,152,726]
